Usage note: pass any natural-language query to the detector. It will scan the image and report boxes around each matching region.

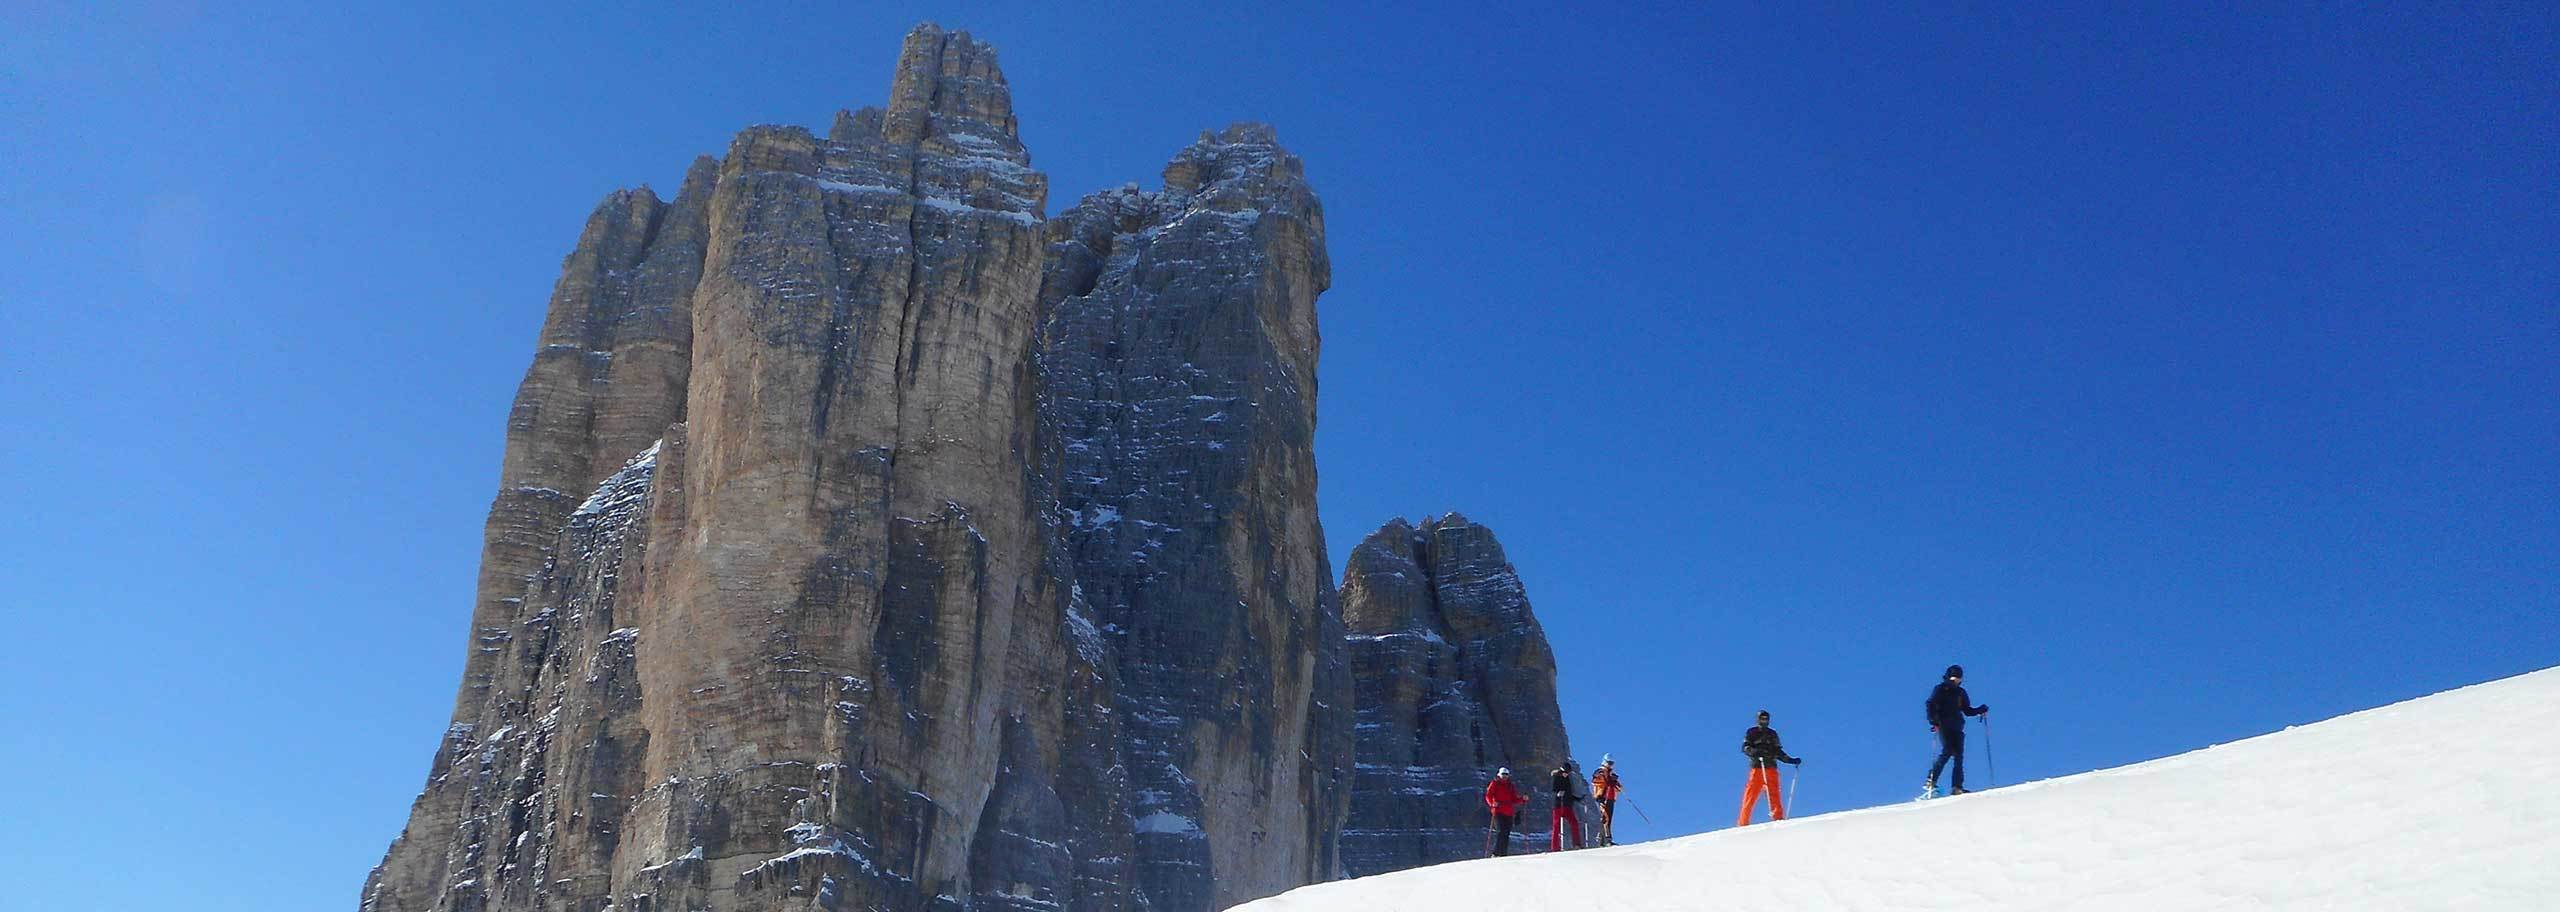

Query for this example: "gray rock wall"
[1339,515,1576,876]
[1039,125,1349,910]
[367,23,1343,912]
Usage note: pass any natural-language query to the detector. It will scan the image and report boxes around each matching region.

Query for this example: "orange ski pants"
[1737,767,1785,826]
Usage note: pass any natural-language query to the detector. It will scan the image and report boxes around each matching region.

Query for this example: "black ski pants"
[1489,811,1517,856]
[1929,725,1966,790]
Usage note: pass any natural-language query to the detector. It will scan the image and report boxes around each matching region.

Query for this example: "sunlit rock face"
[364,23,1344,912]
[1338,515,1575,876]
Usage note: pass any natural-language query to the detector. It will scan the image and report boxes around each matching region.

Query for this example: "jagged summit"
[887,23,1018,139]
[1340,513,1529,635]
[1164,123,1297,190]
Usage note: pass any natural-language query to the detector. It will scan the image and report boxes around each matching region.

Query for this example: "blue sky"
[3,2,2552,908]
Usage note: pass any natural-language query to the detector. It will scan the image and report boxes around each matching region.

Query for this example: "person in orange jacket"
[1589,756,1625,846]
[1737,710,1802,826]
[1483,767,1526,856]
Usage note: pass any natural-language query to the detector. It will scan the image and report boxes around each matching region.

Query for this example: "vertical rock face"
[366,24,1344,912]
[1039,125,1348,910]
[1339,515,1574,876]
[457,155,716,723]
[366,146,718,912]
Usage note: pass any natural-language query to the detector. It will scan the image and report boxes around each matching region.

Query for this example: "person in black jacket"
[1925,664,1990,796]
[1736,710,1801,826]
[1547,762,1588,851]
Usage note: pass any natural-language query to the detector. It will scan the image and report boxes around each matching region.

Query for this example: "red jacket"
[1484,776,1525,814]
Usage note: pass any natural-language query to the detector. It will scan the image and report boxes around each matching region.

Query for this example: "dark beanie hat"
[1945,664,1965,679]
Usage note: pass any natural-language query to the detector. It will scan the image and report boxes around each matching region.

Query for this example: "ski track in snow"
[1236,666,2560,911]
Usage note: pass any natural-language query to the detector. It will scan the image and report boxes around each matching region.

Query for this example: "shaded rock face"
[366,24,1344,912]
[1338,515,1574,876]
[1039,125,1348,910]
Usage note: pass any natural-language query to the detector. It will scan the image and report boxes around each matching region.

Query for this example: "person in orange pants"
[1737,709,1802,826]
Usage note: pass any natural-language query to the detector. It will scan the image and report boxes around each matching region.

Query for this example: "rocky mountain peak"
[1162,124,1311,212]
[888,23,1019,144]
[366,23,1341,912]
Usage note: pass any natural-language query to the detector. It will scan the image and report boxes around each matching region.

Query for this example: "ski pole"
[1787,766,1802,817]
[1985,715,1996,788]
[1627,799,1653,825]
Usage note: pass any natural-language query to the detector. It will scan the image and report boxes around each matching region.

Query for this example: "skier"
[1737,709,1802,826]
[1924,664,1990,798]
[1549,761,1587,851]
[1483,767,1525,856]
[1589,755,1624,846]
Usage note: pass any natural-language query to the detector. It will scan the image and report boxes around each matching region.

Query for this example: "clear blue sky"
[4,3,2552,908]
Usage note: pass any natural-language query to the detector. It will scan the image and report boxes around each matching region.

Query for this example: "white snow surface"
[1238,666,2560,911]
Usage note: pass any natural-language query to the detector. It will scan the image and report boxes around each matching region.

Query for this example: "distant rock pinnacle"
[1339,515,1577,874]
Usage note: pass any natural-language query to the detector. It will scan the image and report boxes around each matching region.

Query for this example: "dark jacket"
[1741,725,1798,769]
[1927,681,1986,730]
[1550,768,1583,801]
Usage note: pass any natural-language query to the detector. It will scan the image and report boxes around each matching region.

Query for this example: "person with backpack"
[1924,664,1990,797]
[1483,767,1526,856]
[1589,756,1624,846]
[1737,709,1802,826]
[1549,761,1588,851]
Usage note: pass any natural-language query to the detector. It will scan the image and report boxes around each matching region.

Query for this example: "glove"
[1978,704,1991,714]
[1786,757,1803,766]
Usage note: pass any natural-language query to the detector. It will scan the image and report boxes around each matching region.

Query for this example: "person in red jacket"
[1483,767,1526,856]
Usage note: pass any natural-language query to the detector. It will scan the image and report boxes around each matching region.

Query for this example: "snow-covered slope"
[1239,667,2560,911]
